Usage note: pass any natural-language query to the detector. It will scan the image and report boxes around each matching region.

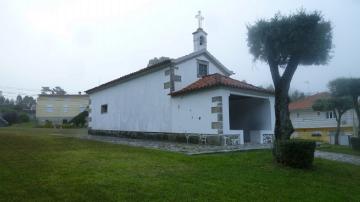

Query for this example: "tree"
[22,96,36,110]
[16,95,23,106]
[312,97,352,145]
[41,87,52,95]
[329,78,360,136]
[290,90,305,102]
[70,110,88,127]
[52,86,66,95]
[247,10,332,142]
[41,86,67,95]
[0,95,5,105]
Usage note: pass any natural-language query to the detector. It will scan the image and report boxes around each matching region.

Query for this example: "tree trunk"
[274,88,294,141]
[352,96,360,137]
[268,55,298,160]
[334,116,341,145]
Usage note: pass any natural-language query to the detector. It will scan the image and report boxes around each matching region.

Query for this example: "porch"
[224,94,274,145]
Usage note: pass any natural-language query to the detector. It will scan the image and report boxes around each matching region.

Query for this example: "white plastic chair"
[199,135,207,144]
[231,135,241,145]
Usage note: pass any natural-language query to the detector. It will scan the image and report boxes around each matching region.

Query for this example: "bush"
[70,111,88,127]
[350,137,360,151]
[2,111,19,125]
[62,123,76,129]
[43,120,53,128]
[274,139,316,169]
[18,113,29,122]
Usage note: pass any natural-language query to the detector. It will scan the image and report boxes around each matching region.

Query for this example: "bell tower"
[193,11,207,52]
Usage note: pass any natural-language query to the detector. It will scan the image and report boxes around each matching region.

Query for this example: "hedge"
[350,137,360,151]
[274,139,316,169]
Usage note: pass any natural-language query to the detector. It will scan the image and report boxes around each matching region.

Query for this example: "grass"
[9,121,37,128]
[317,143,360,156]
[0,127,359,201]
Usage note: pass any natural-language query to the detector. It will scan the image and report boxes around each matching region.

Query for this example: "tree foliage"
[247,10,332,67]
[290,90,306,102]
[70,110,88,127]
[247,9,333,143]
[328,78,360,136]
[41,86,67,95]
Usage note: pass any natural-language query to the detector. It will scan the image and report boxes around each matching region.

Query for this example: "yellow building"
[289,92,357,143]
[36,94,89,125]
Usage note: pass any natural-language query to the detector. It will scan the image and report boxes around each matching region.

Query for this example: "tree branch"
[280,56,300,93]
[267,55,280,87]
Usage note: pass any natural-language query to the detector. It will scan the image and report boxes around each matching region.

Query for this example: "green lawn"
[0,128,359,201]
[317,143,360,156]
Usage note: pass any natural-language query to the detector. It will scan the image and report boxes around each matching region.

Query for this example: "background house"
[289,92,357,143]
[36,94,89,125]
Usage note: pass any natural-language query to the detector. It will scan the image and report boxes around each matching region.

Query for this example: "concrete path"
[315,151,360,166]
[50,132,360,165]
[51,133,271,155]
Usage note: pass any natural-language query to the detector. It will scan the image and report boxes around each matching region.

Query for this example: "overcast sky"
[0,0,359,98]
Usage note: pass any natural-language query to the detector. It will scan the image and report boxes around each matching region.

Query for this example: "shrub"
[62,123,76,129]
[43,120,53,128]
[2,111,19,125]
[274,139,316,169]
[350,137,360,151]
[18,113,29,122]
[70,111,88,127]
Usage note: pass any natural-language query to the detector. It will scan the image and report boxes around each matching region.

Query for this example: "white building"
[86,12,275,145]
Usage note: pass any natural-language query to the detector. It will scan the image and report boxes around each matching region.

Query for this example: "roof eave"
[85,60,172,94]
[170,84,274,97]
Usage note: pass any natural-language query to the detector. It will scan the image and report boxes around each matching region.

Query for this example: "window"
[311,132,322,137]
[199,36,204,45]
[326,111,334,119]
[46,105,53,113]
[101,104,108,114]
[197,61,208,77]
[79,105,86,112]
[63,105,68,113]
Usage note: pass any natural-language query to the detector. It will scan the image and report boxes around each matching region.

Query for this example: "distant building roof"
[289,92,330,111]
[38,94,89,98]
[170,73,273,96]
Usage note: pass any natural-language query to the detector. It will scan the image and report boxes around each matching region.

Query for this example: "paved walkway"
[315,151,360,166]
[51,133,271,155]
[51,133,360,165]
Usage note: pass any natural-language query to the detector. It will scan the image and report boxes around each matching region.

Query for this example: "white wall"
[290,109,357,129]
[174,55,225,91]
[88,52,275,136]
[89,53,227,133]
[89,68,172,132]
[171,88,226,134]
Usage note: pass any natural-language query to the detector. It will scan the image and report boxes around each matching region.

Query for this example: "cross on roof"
[195,11,204,29]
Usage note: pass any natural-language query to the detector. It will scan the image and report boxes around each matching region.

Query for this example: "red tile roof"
[289,92,330,111]
[170,73,273,96]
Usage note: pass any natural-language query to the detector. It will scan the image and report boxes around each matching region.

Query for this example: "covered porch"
[224,93,274,145]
